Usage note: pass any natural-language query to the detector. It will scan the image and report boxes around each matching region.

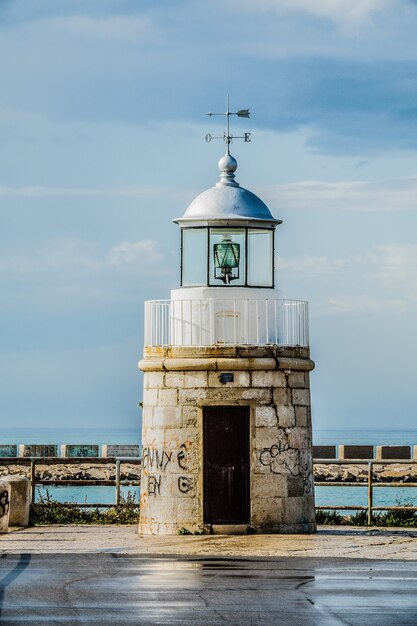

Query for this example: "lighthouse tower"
[138,104,316,535]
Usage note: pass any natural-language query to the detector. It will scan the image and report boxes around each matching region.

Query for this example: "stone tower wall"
[138,346,316,535]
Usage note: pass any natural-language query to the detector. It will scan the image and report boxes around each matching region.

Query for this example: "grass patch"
[316,499,417,527]
[315,509,343,525]
[30,489,139,526]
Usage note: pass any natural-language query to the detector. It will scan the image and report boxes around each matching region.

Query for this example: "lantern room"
[175,152,281,290]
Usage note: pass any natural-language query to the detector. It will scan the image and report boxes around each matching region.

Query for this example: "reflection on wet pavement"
[0,554,417,625]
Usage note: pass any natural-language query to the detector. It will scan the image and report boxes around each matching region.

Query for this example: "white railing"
[144,298,309,347]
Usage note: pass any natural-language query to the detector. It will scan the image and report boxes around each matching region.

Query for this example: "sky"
[1,0,417,433]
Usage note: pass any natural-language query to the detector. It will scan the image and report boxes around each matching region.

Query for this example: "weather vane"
[205,96,251,153]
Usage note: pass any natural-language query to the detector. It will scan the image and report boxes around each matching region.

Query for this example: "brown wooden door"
[203,406,250,524]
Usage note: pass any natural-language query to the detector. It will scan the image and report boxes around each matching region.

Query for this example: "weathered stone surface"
[1,475,30,526]
[292,389,310,406]
[139,346,315,535]
[184,372,208,388]
[0,480,11,533]
[295,406,310,428]
[153,406,182,428]
[208,371,250,387]
[287,372,306,388]
[157,389,178,407]
[145,371,165,389]
[276,404,295,427]
[251,371,285,388]
[255,406,277,427]
[182,405,198,426]
[273,387,292,406]
[164,372,185,388]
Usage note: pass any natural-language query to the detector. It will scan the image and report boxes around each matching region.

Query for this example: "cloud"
[318,294,407,315]
[259,177,417,213]
[108,240,164,267]
[0,185,174,198]
[236,0,391,24]
[0,238,167,275]
[279,242,417,315]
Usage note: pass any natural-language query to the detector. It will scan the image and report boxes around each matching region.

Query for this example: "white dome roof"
[174,152,281,227]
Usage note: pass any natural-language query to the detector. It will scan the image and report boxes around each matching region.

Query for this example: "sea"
[1,427,417,513]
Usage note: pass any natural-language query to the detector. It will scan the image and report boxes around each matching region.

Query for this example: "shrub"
[30,489,139,526]
[315,509,342,525]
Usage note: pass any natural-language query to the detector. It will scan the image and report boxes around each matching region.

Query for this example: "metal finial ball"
[218,153,237,173]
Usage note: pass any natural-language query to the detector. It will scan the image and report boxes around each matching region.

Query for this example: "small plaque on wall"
[218,373,234,384]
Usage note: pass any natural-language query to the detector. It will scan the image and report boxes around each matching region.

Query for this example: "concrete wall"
[138,345,316,535]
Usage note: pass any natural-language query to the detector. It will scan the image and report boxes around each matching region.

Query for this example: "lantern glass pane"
[247,229,273,286]
[209,228,245,286]
[181,228,207,286]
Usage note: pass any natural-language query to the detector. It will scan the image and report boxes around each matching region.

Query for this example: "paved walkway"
[1,525,417,559]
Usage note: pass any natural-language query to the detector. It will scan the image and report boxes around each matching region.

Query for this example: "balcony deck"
[144,298,309,348]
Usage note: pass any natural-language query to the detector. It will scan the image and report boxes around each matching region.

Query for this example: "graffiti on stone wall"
[147,474,161,496]
[0,489,9,518]
[259,440,312,494]
[178,476,193,494]
[143,442,194,497]
[177,444,189,470]
[142,447,172,472]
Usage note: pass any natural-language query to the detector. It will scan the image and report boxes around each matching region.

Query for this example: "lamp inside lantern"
[213,234,240,284]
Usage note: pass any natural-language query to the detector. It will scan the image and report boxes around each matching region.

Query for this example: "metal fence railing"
[2,457,416,524]
[0,457,141,508]
[144,298,309,347]
[315,459,417,525]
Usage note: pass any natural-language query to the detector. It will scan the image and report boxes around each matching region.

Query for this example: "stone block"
[292,388,310,406]
[338,445,374,460]
[376,445,411,460]
[164,372,185,388]
[313,445,336,459]
[102,445,140,458]
[208,371,250,388]
[281,496,313,526]
[255,406,277,427]
[145,371,165,389]
[153,406,182,428]
[143,390,158,407]
[241,388,272,404]
[251,371,286,388]
[255,427,280,450]
[178,388,207,406]
[184,371,208,388]
[276,404,295,427]
[1,475,30,526]
[251,473,286,499]
[61,445,99,458]
[0,445,17,458]
[287,475,306,498]
[287,428,311,450]
[182,405,198,427]
[414,446,417,461]
[0,480,11,533]
[251,497,283,526]
[295,406,310,428]
[158,389,178,407]
[273,387,292,406]
[287,372,307,388]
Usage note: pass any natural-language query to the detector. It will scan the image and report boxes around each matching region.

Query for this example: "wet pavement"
[1,552,417,625]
